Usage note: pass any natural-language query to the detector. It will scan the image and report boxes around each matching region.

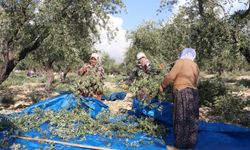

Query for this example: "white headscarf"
[179,48,196,61]
[136,52,147,60]
[90,53,101,61]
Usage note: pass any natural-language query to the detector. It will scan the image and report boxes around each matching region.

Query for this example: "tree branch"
[0,30,48,84]
[7,1,30,51]
[197,0,204,17]
[55,0,74,21]
[238,3,250,19]
[18,30,48,62]
[239,47,250,64]
[231,2,250,21]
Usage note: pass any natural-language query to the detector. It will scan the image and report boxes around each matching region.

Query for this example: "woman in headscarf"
[78,53,105,100]
[125,52,156,85]
[78,53,104,80]
[159,48,200,149]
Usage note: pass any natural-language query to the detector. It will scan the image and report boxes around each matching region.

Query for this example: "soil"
[103,81,133,114]
[0,81,133,114]
[0,82,58,114]
[0,74,249,121]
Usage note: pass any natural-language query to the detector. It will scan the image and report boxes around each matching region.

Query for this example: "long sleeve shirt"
[126,61,157,84]
[161,59,199,90]
[78,63,105,80]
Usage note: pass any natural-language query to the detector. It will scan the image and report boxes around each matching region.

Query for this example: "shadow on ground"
[237,79,250,88]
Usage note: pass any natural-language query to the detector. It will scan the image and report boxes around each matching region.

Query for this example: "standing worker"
[78,53,104,79]
[78,53,105,100]
[159,48,200,149]
[125,52,157,85]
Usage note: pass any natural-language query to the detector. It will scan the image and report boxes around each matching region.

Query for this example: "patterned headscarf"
[179,48,196,61]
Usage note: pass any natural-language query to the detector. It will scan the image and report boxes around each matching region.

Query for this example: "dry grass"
[103,81,133,114]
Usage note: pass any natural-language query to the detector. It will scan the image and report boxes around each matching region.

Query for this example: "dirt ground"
[0,80,133,115]
[235,76,250,97]
[0,74,249,121]
[103,81,133,114]
[0,82,59,114]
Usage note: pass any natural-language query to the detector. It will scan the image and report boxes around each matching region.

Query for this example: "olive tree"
[0,0,124,85]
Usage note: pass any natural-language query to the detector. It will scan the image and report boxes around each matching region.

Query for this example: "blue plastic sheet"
[23,94,77,113]
[1,94,250,150]
[101,92,127,101]
[132,98,173,126]
[80,97,109,118]
[0,94,166,150]
[22,93,108,119]
[132,98,250,150]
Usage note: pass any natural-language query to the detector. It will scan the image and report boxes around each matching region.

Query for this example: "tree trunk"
[0,35,45,85]
[231,3,250,64]
[0,59,15,84]
[0,0,74,85]
[197,0,204,17]
[44,60,55,90]
[217,63,224,76]
[60,67,71,82]
[45,69,55,90]
[239,47,250,64]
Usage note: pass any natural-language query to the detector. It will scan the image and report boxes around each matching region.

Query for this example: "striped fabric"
[173,87,199,149]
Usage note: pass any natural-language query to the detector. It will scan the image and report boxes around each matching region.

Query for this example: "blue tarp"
[0,94,166,150]
[1,93,250,149]
[101,92,127,101]
[23,93,108,118]
[132,99,250,150]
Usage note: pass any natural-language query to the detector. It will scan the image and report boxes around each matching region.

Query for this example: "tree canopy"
[124,0,250,74]
[0,0,125,84]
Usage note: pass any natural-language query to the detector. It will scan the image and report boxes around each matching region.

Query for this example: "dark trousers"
[173,87,199,149]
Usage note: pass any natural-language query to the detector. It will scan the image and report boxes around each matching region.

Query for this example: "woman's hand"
[159,85,164,93]
[78,65,89,76]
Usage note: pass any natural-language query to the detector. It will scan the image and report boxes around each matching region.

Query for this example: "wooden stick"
[14,136,112,150]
